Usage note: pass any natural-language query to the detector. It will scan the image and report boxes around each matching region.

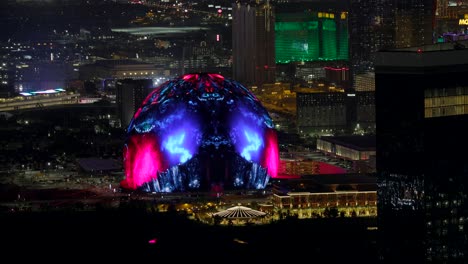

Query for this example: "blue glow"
[189,179,200,189]
[237,104,273,129]
[133,107,185,133]
[20,88,67,97]
[34,89,58,94]
[241,129,262,161]
[229,104,266,163]
[134,123,155,133]
[202,135,231,149]
[198,92,224,101]
[234,177,244,187]
[162,132,192,164]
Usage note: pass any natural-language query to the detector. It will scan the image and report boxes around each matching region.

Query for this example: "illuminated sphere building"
[121,73,279,193]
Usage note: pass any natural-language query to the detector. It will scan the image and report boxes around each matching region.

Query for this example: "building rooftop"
[319,135,376,151]
[93,59,152,67]
[271,173,377,194]
[375,40,468,69]
[111,26,209,36]
[302,173,376,186]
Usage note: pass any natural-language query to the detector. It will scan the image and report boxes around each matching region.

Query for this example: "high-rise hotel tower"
[375,41,468,263]
[232,0,276,88]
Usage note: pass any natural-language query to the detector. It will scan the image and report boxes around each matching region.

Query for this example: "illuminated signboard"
[459,14,468,25]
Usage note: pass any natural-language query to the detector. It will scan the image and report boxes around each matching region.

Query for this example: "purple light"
[229,103,266,164]
[241,129,262,161]
[159,114,201,167]
[162,132,192,164]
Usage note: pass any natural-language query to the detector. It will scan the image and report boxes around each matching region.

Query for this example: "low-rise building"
[270,173,377,219]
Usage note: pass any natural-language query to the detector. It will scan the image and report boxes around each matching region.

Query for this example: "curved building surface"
[121,73,279,193]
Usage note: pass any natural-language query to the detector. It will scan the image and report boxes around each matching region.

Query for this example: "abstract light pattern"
[162,132,192,164]
[262,129,280,178]
[121,73,279,193]
[121,134,167,190]
[241,129,262,161]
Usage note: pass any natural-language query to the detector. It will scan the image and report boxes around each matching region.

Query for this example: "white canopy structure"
[212,205,267,220]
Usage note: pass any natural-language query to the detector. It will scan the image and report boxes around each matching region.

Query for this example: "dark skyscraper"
[375,41,468,262]
[349,0,379,74]
[232,0,276,88]
[350,0,436,128]
[349,0,435,73]
[375,0,436,49]
[116,78,153,129]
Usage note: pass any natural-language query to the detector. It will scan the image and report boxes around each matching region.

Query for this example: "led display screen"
[121,73,279,193]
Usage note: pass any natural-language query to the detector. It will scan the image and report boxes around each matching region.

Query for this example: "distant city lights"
[20,88,66,96]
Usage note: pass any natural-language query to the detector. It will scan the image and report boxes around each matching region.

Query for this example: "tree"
[213,215,222,225]
[324,207,339,218]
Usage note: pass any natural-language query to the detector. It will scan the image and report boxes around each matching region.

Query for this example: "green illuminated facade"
[275,12,349,63]
[275,21,320,62]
